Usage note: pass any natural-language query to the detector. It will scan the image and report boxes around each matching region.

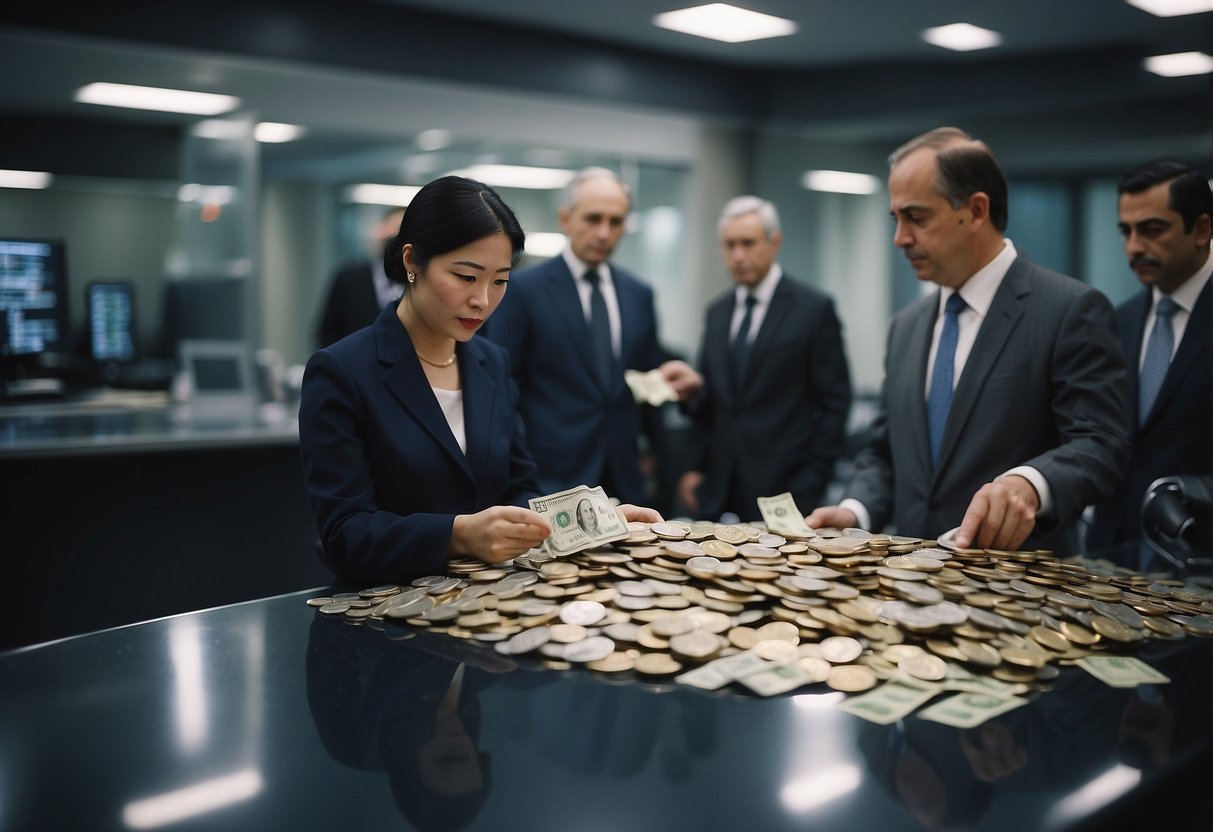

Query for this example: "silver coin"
[504,625,552,655]
[560,599,607,626]
[563,636,616,663]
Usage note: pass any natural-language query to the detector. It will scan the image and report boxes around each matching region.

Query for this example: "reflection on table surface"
[1,589,1210,831]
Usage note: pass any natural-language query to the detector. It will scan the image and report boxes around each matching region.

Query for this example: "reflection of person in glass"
[576,498,600,535]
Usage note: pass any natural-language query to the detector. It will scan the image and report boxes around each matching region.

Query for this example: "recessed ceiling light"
[344,184,423,206]
[254,122,306,143]
[921,22,1003,52]
[1145,50,1213,76]
[802,170,882,195]
[75,82,240,116]
[1124,0,1212,17]
[0,169,53,189]
[447,164,576,190]
[654,3,797,44]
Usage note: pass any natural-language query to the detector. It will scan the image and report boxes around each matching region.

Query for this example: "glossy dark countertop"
[0,391,297,457]
[2,589,1211,832]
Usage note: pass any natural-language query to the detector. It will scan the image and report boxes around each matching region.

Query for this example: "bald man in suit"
[808,127,1131,553]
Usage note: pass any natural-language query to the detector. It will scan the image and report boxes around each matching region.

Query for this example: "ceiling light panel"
[921,23,1003,52]
[75,82,240,116]
[1145,51,1213,76]
[1124,0,1212,17]
[654,3,798,44]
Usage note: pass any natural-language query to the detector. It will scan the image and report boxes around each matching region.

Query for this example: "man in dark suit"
[678,196,851,521]
[315,206,405,348]
[808,127,1131,553]
[1088,162,1212,568]
[484,168,700,505]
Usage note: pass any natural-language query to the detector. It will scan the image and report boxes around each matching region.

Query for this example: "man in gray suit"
[808,127,1131,553]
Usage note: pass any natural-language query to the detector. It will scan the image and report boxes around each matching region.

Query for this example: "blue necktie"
[585,271,613,386]
[731,293,757,389]
[927,292,966,468]
[1138,296,1178,424]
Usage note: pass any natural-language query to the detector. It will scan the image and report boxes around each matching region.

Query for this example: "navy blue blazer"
[1088,278,1213,555]
[483,256,665,504]
[847,256,1131,553]
[299,303,540,586]
[688,274,851,520]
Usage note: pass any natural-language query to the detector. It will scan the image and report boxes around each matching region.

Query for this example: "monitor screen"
[87,280,137,363]
[0,238,69,358]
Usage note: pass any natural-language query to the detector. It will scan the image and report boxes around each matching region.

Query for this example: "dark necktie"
[1138,296,1178,424]
[731,293,757,389]
[585,270,613,386]
[927,292,966,468]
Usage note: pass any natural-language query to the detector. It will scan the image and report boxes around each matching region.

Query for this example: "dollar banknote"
[917,691,1027,728]
[1077,656,1171,688]
[840,679,941,725]
[529,484,629,556]
[624,369,678,406]
[757,492,817,539]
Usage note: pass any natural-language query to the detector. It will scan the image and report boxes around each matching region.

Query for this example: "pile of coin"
[308,523,1213,698]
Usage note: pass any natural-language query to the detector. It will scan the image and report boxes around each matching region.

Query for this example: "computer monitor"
[86,280,137,363]
[0,237,69,359]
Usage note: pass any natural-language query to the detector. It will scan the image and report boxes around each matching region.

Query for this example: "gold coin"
[1090,615,1135,643]
[900,653,947,681]
[318,602,351,615]
[634,652,683,675]
[1142,616,1184,638]
[755,621,800,643]
[700,539,739,559]
[669,630,724,662]
[548,623,588,643]
[713,526,750,545]
[1000,647,1046,668]
[956,638,1002,667]
[754,639,799,662]
[1059,621,1099,646]
[307,597,334,607]
[826,665,878,692]
[1029,625,1071,652]
[587,652,635,673]
[728,626,759,650]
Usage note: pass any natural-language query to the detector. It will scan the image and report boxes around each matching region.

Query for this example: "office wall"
[0,181,177,358]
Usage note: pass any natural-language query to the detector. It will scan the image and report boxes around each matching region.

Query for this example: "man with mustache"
[807,127,1130,554]
[1087,161,1213,569]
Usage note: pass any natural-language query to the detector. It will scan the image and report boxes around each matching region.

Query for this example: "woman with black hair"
[300,176,657,585]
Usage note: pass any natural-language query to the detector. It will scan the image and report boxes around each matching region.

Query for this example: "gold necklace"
[416,350,456,368]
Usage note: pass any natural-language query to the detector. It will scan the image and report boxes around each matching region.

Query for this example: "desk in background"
[0,588,1209,831]
[0,393,330,649]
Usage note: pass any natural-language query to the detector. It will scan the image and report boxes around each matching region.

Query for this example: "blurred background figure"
[679,195,850,522]
[315,206,406,348]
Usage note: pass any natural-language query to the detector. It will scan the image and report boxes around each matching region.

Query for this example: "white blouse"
[431,386,466,454]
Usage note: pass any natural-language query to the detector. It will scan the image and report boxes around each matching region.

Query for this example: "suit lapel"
[738,278,789,400]
[460,340,495,480]
[1144,278,1212,430]
[376,311,472,479]
[935,264,1027,476]
[904,295,936,478]
[1121,291,1149,426]
[547,262,605,392]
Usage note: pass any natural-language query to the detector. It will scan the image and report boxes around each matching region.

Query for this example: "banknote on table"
[736,661,815,697]
[624,369,678,406]
[1077,656,1171,688]
[756,492,817,539]
[917,691,1028,729]
[840,679,942,725]
[529,485,629,556]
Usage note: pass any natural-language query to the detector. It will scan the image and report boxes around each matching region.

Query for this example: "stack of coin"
[309,522,1213,697]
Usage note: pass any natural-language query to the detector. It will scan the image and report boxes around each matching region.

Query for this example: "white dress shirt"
[431,386,466,455]
[728,264,783,344]
[1139,254,1212,368]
